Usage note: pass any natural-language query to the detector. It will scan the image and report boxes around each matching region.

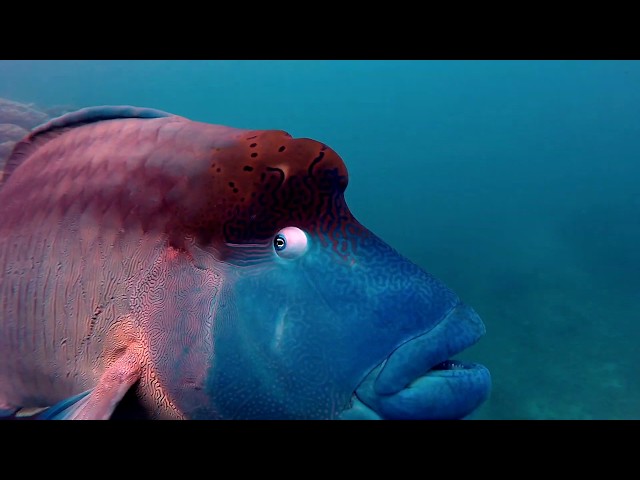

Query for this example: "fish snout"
[340,303,492,420]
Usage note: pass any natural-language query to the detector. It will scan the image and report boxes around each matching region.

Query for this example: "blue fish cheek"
[202,239,365,419]
[296,228,462,390]
[200,225,462,419]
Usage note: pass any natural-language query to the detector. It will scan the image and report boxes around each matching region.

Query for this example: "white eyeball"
[274,227,309,259]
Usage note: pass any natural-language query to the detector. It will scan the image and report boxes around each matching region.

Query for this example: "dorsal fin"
[1,105,174,184]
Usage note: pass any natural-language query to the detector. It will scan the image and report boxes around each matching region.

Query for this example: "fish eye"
[274,227,309,259]
[274,235,286,251]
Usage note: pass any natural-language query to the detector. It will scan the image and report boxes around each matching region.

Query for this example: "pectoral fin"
[0,403,19,418]
[39,348,143,420]
[37,390,93,419]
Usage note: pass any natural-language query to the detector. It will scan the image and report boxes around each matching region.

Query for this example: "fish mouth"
[339,303,492,420]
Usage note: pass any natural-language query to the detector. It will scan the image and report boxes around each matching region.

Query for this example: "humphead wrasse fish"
[0,106,491,420]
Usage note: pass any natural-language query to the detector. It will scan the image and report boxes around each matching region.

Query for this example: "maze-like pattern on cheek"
[129,245,222,418]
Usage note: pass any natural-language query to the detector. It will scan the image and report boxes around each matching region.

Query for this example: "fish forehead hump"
[1,108,350,249]
[192,127,350,245]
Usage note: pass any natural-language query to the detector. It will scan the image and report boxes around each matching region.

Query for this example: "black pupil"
[275,235,286,250]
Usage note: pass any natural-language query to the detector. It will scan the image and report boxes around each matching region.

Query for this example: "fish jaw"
[339,303,492,420]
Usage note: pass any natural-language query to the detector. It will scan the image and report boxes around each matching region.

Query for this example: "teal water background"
[1,60,638,419]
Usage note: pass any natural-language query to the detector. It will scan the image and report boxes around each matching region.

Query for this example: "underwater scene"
[0,60,638,419]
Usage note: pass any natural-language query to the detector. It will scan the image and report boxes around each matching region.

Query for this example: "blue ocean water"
[0,60,638,419]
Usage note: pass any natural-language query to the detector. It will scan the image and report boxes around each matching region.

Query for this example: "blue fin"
[30,105,173,136]
[2,105,175,184]
[0,407,18,418]
[35,389,93,420]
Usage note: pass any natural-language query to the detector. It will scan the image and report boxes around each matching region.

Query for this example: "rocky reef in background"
[0,98,75,177]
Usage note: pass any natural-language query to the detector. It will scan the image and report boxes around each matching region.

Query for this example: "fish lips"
[340,303,491,420]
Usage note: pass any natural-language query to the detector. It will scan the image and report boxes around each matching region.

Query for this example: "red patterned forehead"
[179,128,352,245]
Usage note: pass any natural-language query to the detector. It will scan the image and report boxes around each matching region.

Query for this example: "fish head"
[154,127,491,419]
